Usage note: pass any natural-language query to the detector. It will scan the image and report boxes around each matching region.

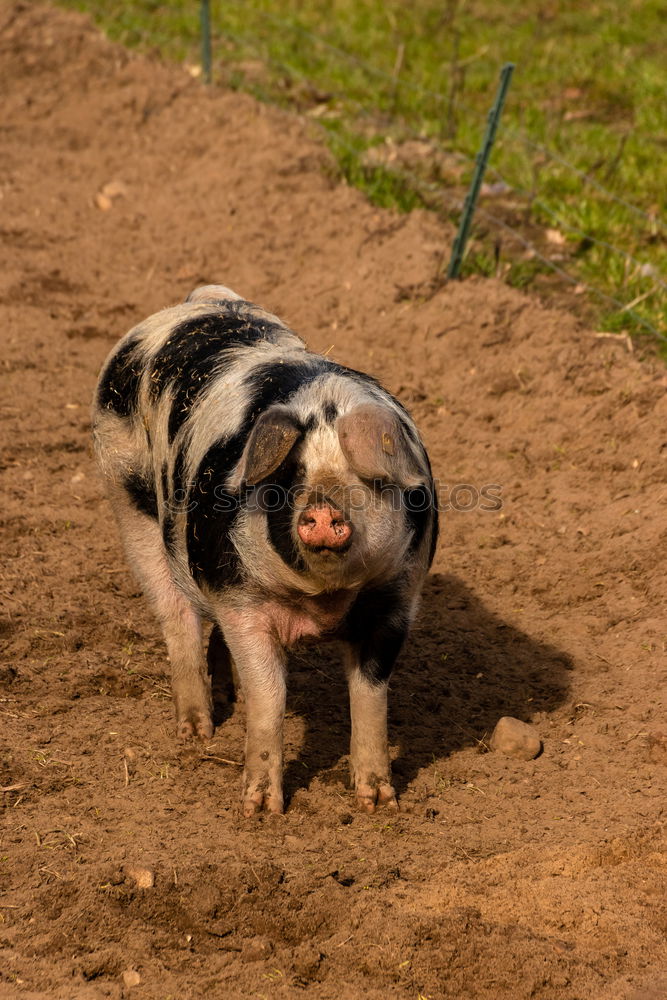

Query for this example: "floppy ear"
[337,404,425,488]
[239,409,302,486]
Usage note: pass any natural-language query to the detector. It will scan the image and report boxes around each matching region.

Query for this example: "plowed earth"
[0,5,666,999]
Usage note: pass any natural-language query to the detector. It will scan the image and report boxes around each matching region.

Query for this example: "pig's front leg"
[345,655,398,813]
[343,593,410,813]
[216,608,286,816]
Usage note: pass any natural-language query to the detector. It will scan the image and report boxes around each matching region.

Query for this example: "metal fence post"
[447,62,515,279]
[200,0,212,83]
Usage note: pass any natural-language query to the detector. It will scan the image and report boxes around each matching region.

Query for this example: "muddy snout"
[297,502,352,552]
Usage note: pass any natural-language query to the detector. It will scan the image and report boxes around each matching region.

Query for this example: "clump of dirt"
[0,4,665,999]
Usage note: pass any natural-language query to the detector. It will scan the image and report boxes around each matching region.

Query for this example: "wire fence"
[219,3,665,223]
[322,127,665,341]
[201,1,665,343]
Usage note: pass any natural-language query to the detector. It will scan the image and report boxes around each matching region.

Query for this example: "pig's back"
[95,297,307,427]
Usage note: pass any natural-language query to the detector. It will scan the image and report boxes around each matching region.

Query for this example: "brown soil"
[1,4,666,999]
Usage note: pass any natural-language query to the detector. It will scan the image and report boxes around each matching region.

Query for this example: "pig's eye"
[404,485,431,512]
[361,475,390,491]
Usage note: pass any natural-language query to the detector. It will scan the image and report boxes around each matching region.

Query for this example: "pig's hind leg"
[111,491,213,740]
[207,624,243,716]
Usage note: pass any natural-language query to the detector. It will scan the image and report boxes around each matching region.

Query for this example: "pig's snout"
[297,503,352,552]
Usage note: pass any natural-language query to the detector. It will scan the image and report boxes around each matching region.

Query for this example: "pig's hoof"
[356,782,398,814]
[242,786,284,818]
[177,709,214,741]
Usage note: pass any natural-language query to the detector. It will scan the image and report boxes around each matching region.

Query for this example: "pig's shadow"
[279,572,573,805]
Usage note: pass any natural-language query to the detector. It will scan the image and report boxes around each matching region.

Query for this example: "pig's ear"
[337,404,425,488]
[239,409,302,486]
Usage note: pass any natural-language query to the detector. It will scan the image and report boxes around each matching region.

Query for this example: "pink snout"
[297,503,352,552]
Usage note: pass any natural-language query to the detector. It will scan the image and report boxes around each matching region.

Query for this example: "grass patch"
[58,0,667,347]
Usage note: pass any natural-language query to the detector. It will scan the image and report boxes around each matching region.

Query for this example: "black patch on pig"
[428,504,439,567]
[417,450,439,568]
[147,309,289,441]
[401,432,438,565]
[160,461,169,505]
[245,357,383,415]
[262,462,306,573]
[343,581,409,684]
[162,512,177,557]
[186,437,245,588]
[397,413,419,445]
[244,359,326,412]
[267,506,304,570]
[172,446,188,503]
[404,486,434,554]
[186,360,323,588]
[241,361,328,455]
[97,334,143,417]
[322,400,338,423]
[124,470,158,520]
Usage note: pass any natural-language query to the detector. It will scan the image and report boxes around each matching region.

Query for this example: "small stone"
[94,192,112,212]
[122,969,141,988]
[124,865,154,889]
[242,935,273,962]
[101,179,128,200]
[490,717,542,760]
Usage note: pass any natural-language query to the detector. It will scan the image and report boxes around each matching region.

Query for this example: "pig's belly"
[262,592,355,647]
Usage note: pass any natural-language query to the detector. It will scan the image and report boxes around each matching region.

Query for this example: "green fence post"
[200,0,212,83]
[447,62,515,280]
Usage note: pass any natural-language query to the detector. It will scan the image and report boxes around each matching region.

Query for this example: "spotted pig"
[92,285,438,815]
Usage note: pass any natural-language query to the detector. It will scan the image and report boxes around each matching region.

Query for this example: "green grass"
[58,0,667,346]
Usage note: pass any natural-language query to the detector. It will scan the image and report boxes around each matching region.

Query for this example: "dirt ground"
[1,4,666,998]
